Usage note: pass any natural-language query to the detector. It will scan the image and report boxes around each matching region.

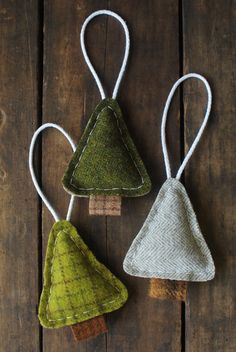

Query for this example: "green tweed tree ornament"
[29,123,128,341]
[62,10,151,216]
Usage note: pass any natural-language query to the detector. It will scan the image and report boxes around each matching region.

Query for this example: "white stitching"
[46,229,120,323]
[69,105,144,191]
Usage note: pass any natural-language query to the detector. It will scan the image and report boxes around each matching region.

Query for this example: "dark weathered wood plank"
[106,1,182,351]
[183,1,236,351]
[42,1,108,351]
[0,1,40,351]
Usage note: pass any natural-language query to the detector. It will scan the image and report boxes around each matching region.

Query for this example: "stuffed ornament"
[123,74,215,299]
[29,123,128,341]
[62,10,151,216]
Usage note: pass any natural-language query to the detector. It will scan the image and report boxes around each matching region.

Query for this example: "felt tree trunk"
[62,99,151,216]
[148,278,187,301]
[71,316,108,341]
[38,220,128,337]
[89,195,121,216]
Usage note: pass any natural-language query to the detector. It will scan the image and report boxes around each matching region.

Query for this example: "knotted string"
[80,9,130,100]
[29,123,76,222]
[161,73,212,180]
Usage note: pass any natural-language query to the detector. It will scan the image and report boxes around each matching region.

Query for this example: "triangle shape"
[62,98,151,197]
[123,178,215,282]
[39,220,128,328]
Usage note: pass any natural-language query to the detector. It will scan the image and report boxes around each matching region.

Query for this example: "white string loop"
[161,73,212,180]
[80,9,130,99]
[29,123,76,222]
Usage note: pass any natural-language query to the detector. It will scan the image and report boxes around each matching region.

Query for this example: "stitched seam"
[69,105,144,191]
[130,269,212,275]
[46,229,120,322]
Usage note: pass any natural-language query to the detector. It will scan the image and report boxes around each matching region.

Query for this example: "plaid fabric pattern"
[89,195,121,216]
[71,315,108,341]
[148,278,187,301]
[39,220,128,328]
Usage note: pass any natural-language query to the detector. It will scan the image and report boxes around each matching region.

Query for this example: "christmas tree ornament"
[29,123,128,341]
[123,73,215,299]
[62,10,151,216]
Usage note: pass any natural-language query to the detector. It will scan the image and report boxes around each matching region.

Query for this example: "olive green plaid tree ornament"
[62,10,151,216]
[39,220,128,329]
[29,123,128,341]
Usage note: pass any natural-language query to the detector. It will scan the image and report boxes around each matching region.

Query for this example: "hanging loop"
[29,123,76,222]
[80,9,130,100]
[161,73,212,180]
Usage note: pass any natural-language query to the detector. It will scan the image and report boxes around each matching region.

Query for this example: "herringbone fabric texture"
[123,178,215,282]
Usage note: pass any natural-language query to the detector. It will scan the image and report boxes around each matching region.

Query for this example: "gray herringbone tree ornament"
[123,74,215,293]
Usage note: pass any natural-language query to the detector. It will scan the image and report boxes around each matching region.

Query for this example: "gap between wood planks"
[37,0,44,350]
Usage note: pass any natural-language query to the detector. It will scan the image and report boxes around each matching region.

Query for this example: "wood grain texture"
[183,1,236,351]
[0,1,40,351]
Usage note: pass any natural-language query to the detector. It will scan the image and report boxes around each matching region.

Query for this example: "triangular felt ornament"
[123,73,215,283]
[123,178,215,281]
[39,220,128,328]
[62,11,151,201]
[62,99,151,197]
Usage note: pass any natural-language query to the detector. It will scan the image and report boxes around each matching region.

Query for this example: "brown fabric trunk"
[89,195,121,216]
[70,315,108,342]
[148,278,187,301]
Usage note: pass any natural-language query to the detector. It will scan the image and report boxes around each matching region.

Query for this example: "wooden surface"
[0,1,235,351]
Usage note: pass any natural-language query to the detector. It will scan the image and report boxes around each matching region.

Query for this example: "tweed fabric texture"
[89,195,121,216]
[148,278,187,301]
[71,316,108,341]
[39,220,128,328]
[123,178,215,281]
[62,98,151,197]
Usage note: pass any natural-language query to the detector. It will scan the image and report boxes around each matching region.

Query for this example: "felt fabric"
[148,278,187,301]
[39,220,128,328]
[123,178,215,281]
[89,195,121,216]
[71,316,108,341]
[62,98,151,197]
